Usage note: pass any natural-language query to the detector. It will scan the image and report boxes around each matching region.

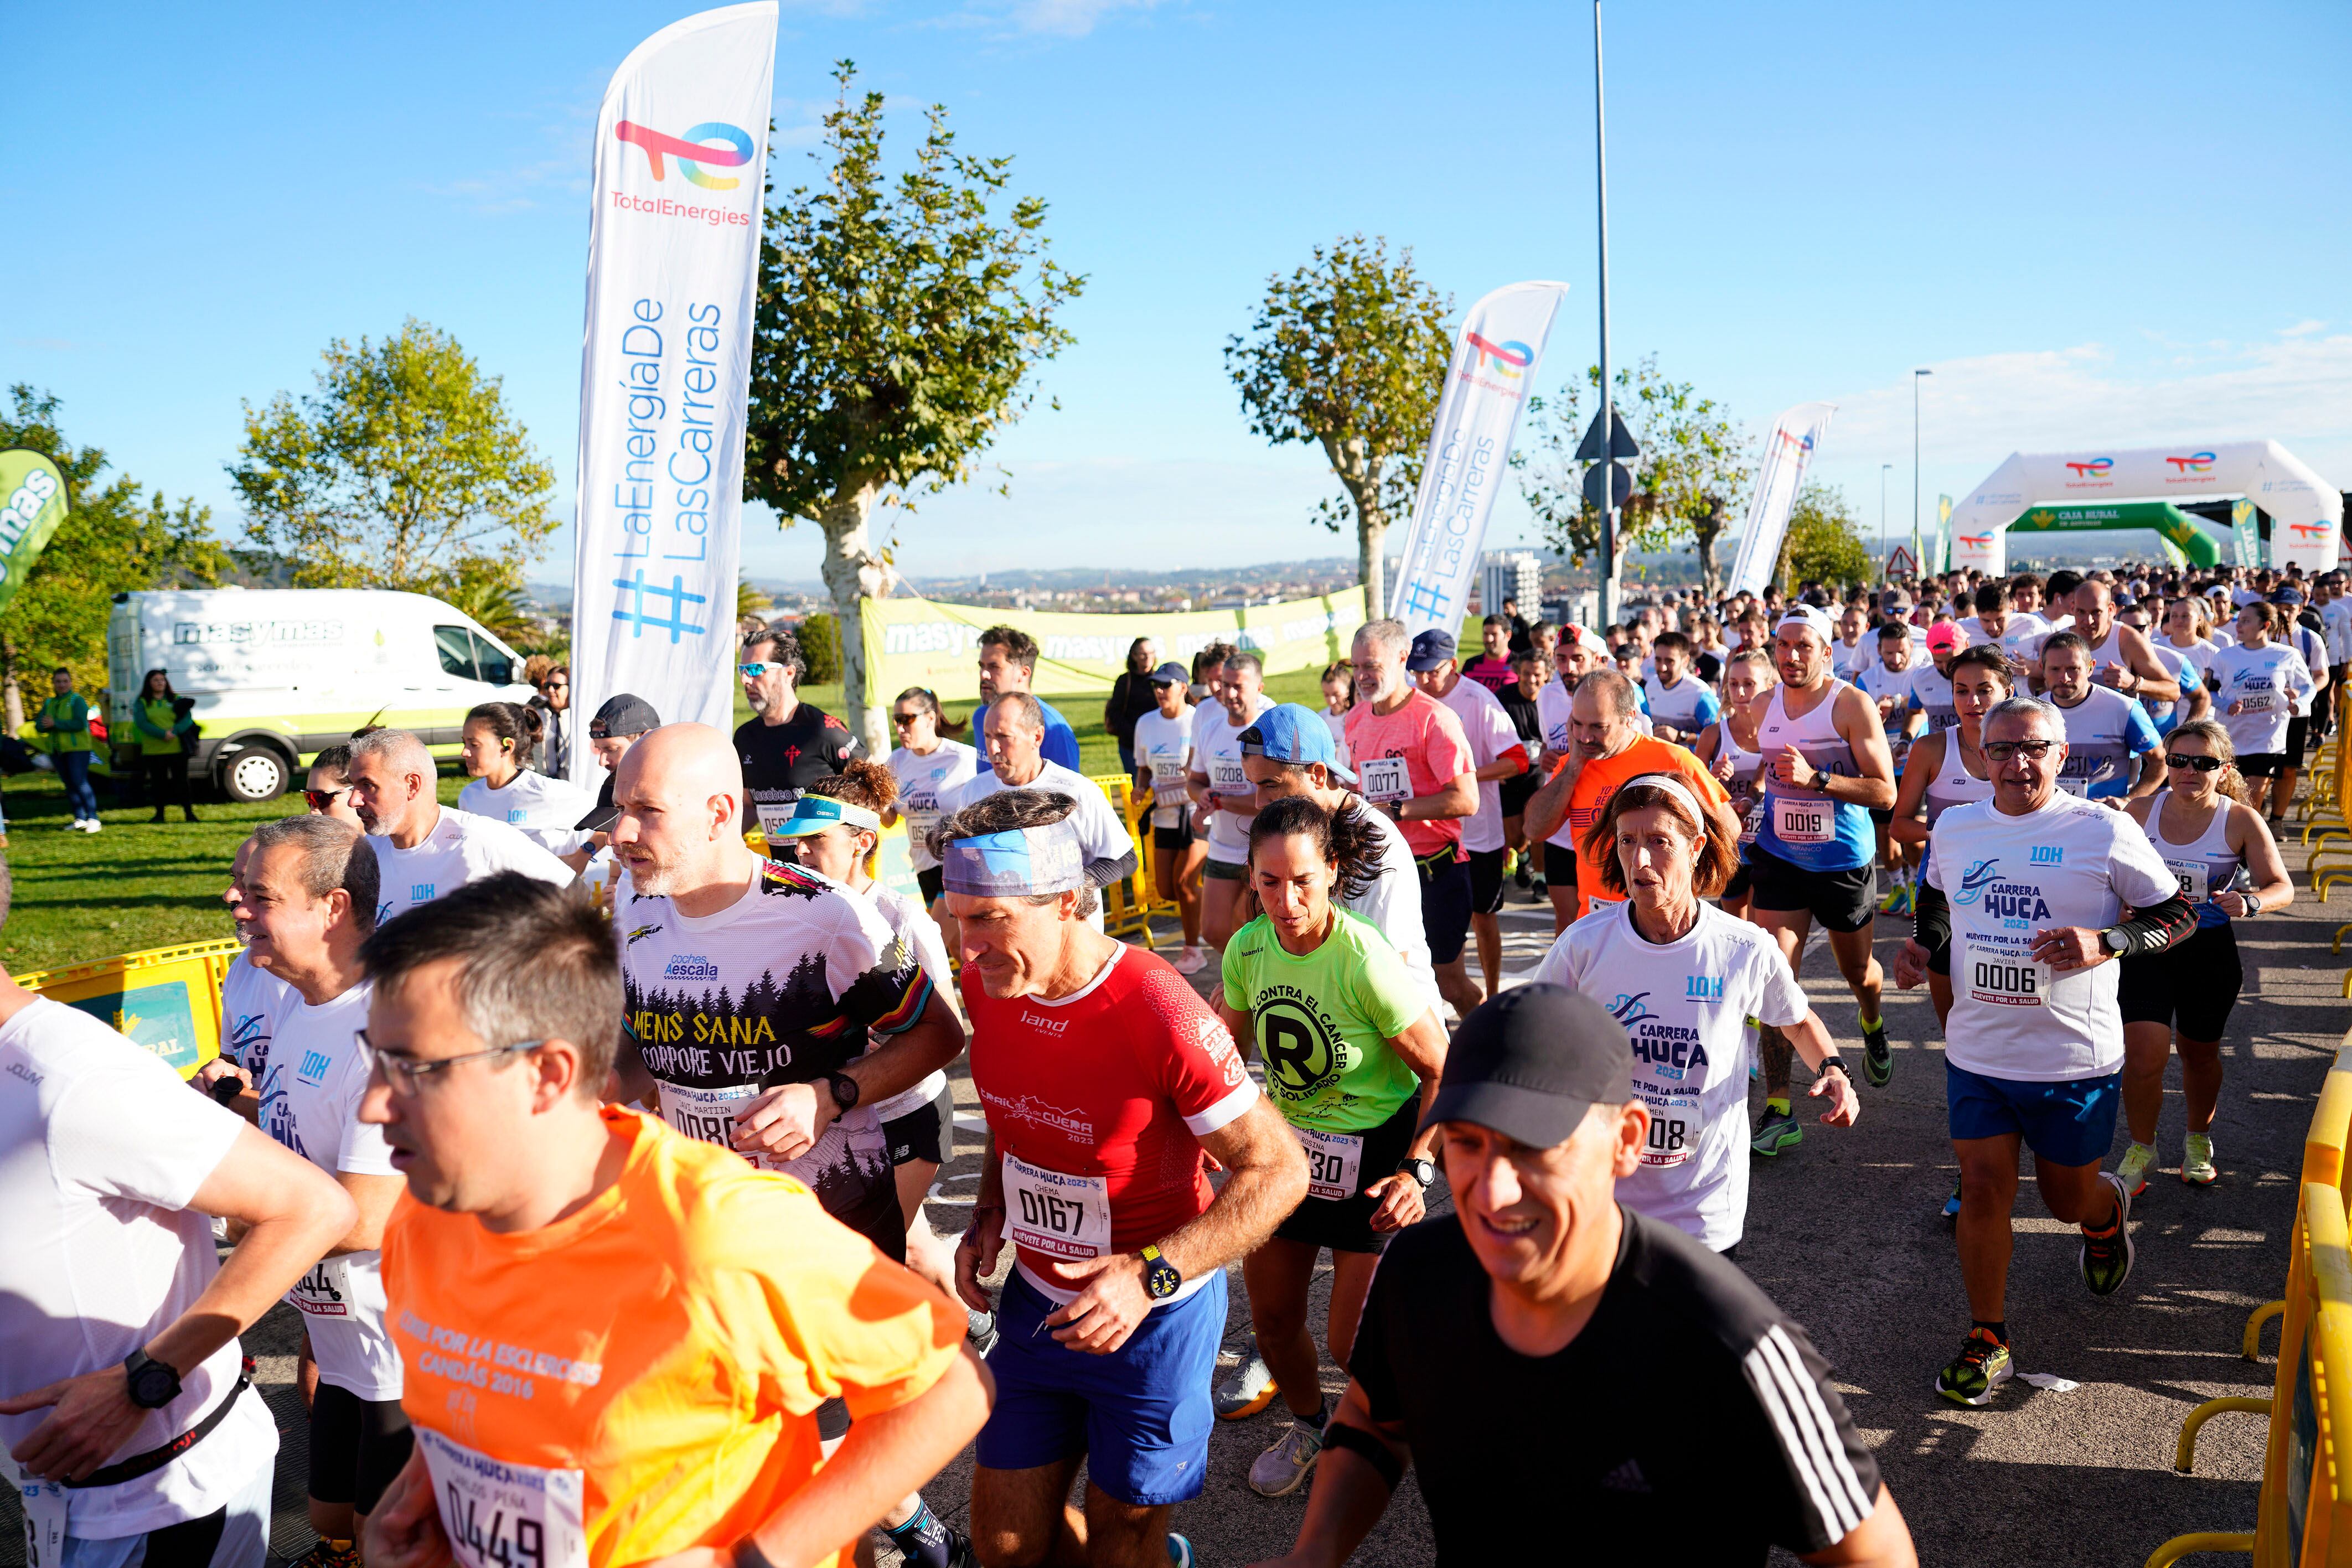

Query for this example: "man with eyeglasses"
[233,815,411,1568]
[736,625,860,843]
[1893,696,2195,1409]
[354,873,992,1568]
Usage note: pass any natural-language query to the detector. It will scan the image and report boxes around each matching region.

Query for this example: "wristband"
[1817,1057,1849,1078]
[1321,1421,1404,1492]
[732,1538,780,1568]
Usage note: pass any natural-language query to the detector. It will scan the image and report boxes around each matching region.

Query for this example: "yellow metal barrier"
[2178,1397,2276,1473]
[16,938,241,1080]
[1089,773,1157,946]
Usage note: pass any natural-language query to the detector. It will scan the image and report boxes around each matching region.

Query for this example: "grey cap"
[1421,985,1634,1148]
[588,694,660,741]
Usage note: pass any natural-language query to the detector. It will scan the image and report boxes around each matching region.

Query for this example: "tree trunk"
[1692,513,1724,601]
[1,634,22,737]
[1357,503,1388,620]
[817,479,891,758]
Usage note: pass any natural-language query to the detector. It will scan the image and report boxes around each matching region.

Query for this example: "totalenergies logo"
[2064,458,2113,479]
[1464,329,1534,379]
[1958,531,1992,548]
[615,121,753,189]
[2164,452,2216,475]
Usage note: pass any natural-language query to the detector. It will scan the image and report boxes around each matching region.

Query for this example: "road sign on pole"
[1584,462,1633,511]
[1576,409,1641,463]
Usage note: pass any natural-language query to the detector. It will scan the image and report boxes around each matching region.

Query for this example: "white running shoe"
[1247,1419,1325,1497]
[1171,946,1209,976]
[1214,1346,1277,1419]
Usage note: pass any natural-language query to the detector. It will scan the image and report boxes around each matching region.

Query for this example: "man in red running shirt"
[942,790,1307,1568]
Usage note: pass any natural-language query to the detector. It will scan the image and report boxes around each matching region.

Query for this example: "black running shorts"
[1466,847,1507,917]
[1544,840,1580,887]
[2118,922,2242,1041]
[1273,1099,1421,1255]
[1417,852,1474,965]
[308,1383,413,1514]
[883,1083,954,1168]
[1744,845,1878,935]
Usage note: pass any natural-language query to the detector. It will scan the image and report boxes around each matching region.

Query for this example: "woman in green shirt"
[36,666,100,831]
[1217,791,1448,1499]
[131,667,198,823]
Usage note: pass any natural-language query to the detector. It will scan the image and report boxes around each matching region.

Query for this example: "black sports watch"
[2100,927,2132,956]
[1817,1057,1849,1079]
[1139,1244,1182,1300]
[1397,1156,1437,1189]
[821,1072,860,1114]
[123,1348,181,1410]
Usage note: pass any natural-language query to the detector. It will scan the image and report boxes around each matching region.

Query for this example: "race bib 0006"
[1359,755,1410,805]
[1003,1153,1113,1259]
[1295,1126,1365,1202]
[1772,795,1836,845]
[1965,943,2051,1008]
[417,1427,588,1568]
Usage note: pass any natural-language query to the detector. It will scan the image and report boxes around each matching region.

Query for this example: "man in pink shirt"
[1345,618,1479,1015]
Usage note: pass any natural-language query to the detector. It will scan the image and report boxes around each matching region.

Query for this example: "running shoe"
[1878,883,1906,915]
[1166,1535,1194,1568]
[1530,875,1547,901]
[1940,1180,1962,1226]
[944,1528,980,1568]
[288,1540,361,1568]
[1215,1342,1278,1419]
[2182,1134,2219,1187]
[1512,853,1532,889]
[2115,1141,2155,1198]
[1247,1419,1325,1497]
[1935,1328,2014,1407]
[1858,1013,1893,1088]
[1170,946,1209,976]
[1750,1103,1802,1157]
[2079,1169,2136,1296]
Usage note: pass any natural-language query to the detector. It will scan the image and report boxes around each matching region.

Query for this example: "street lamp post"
[1912,369,1932,577]
[1594,0,1616,630]
[1880,463,1891,569]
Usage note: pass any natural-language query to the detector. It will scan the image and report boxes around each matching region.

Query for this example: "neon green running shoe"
[1936,1328,2014,1407]
[2182,1134,2218,1186]
[1751,1102,1802,1156]
[2080,1171,2136,1296]
[1859,1012,1893,1088]
[2115,1141,2155,1197]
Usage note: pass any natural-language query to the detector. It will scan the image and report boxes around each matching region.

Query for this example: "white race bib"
[1003,1153,1113,1259]
[2057,775,2091,797]
[1296,1126,1365,1203]
[658,1080,758,1148]
[1772,794,1835,845]
[290,1256,354,1319]
[1,1452,65,1568]
[1209,757,1248,795]
[754,800,794,837]
[1150,760,1190,808]
[1637,1091,1700,1168]
[2239,690,2275,713]
[417,1427,588,1568]
[2163,857,2211,902]
[903,793,940,847]
[1359,755,1410,805]
[1963,943,2052,1008]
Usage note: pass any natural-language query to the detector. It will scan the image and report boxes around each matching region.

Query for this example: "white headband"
[1619,773,1709,831]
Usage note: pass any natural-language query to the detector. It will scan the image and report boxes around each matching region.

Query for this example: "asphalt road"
[11,860,2343,1568]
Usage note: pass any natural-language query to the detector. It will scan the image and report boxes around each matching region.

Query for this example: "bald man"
[2067,581,2180,704]
[344,727,573,925]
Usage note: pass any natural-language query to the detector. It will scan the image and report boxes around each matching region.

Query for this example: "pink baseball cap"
[1925,623,1965,655]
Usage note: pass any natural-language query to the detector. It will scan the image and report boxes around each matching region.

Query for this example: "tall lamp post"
[1911,368,1932,578]
[1594,0,1616,629]
[1880,463,1891,570]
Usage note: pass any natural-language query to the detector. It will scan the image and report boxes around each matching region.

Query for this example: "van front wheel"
[218,747,290,804]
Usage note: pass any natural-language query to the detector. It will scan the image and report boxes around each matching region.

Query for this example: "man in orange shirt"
[1522,671,1742,930]
[355,874,992,1568]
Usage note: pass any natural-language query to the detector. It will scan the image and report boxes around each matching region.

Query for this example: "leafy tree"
[736,575,772,623]
[0,386,230,729]
[1226,235,1452,613]
[228,319,557,591]
[745,62,1082,753]
[1517,356,1752,596]
[1776,482,1873,594]
[797,612,842,685]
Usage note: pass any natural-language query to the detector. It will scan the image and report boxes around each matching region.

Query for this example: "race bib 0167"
[418,1427,588,1568]
[1295,1126,1365,1203]
[1965,944,2052,1008]
[1359,755,1410,805]
[1003,1153,1113,1259]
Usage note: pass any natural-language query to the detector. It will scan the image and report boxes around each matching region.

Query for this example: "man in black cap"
[564,694,659,869]
[1252,985,1916,1567]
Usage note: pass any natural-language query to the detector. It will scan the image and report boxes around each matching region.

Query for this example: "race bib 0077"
[1359,755,1410,805]
[417,1427,588,1568]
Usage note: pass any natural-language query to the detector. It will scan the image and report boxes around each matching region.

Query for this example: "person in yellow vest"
[36,667,101,834]
[132,667,198,824]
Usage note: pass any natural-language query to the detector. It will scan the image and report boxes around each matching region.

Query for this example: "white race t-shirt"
[219,949,293,1070]
[2207,641,2315,757]
[943,760,1133,933]
[458,770,597,857]
[888,740,980,872]
[1532,901,1808,1250]
[1927,793,2178,1081]
[371,805,576,925]
[0,1000,280,1538]
[256,984,401,1400]
[1435,675,1526,855]
[865,880,955,1125]
[1338,799,1441,1012]
[1130,707,1195,832]
[1188,696,1274,862]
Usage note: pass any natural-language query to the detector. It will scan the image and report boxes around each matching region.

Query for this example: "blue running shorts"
[975,1268,1226,1507]
[1946,1061,2121,1168]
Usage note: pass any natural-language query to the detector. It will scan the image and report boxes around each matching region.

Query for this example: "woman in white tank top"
[1888,645,2015,1031]
[2114,718,2292,1192]
[1693,649,1774,920]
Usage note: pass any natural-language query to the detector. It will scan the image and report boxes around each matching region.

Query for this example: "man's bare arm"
[1156,1095,1309,1283]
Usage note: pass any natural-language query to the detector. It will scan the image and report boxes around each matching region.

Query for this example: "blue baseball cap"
[1407,628,1457,671]
[1148,661,1189,685]
[1238,702,1356,785]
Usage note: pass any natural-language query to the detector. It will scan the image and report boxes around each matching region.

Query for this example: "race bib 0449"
[1003,1153,1113,1259]
[418,1427,588,1568]
[1296,1126,1365,1202]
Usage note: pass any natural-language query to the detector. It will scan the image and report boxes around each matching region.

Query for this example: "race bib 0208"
[417,1427,588,1568]
[1965,943,2052,1008]
[1772,795,1836,845]
[1295,1126,1365,1203]
[1359,755,1410,805]
[1208,758,1248,794]
[1003,1152,1113,1259]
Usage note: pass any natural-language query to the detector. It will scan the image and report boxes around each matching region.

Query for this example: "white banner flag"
[568,3,777,782]
[1727,402,1836,596]
[1387,281,1569,639]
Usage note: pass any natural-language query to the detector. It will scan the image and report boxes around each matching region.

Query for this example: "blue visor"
[940,823,1087,897]
[766,795,882,839]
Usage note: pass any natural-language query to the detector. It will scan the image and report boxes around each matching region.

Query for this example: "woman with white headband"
[1529,773,1860,1257]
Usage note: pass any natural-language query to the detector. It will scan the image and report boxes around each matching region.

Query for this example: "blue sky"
[7,1,2349,584]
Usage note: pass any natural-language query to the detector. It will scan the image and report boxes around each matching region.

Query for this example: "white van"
[106,588,537,803]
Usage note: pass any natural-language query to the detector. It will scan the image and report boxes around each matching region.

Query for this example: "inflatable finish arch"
[1947,441,2341,574]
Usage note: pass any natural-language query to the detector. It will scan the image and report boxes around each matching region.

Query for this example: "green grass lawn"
[0,669,1332,974]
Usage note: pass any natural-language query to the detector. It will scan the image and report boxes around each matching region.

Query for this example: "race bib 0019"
[1965,943,2051,1008]
[1003,1152,1113,1259]
[1772,795,1836,845]
[1359,755,1410,805]
[417,1427,588,1568]
[1296,1126,1365,1203]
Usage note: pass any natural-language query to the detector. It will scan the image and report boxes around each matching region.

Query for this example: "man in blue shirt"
[975,625,1082,774]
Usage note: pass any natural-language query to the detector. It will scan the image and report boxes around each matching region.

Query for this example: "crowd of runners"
[4,555,2344,1568]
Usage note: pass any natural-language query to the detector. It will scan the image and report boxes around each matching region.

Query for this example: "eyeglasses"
[1981,740,2058,762]
[740,661,785,679]
[357,1029,541,1095]
[2165,753,2224,773]
[303,787,350,811]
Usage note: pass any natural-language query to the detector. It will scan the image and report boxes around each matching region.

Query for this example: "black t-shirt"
[1695,650,1723,687]
[1350,1209,1880,1565]
[734,705,860,838]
